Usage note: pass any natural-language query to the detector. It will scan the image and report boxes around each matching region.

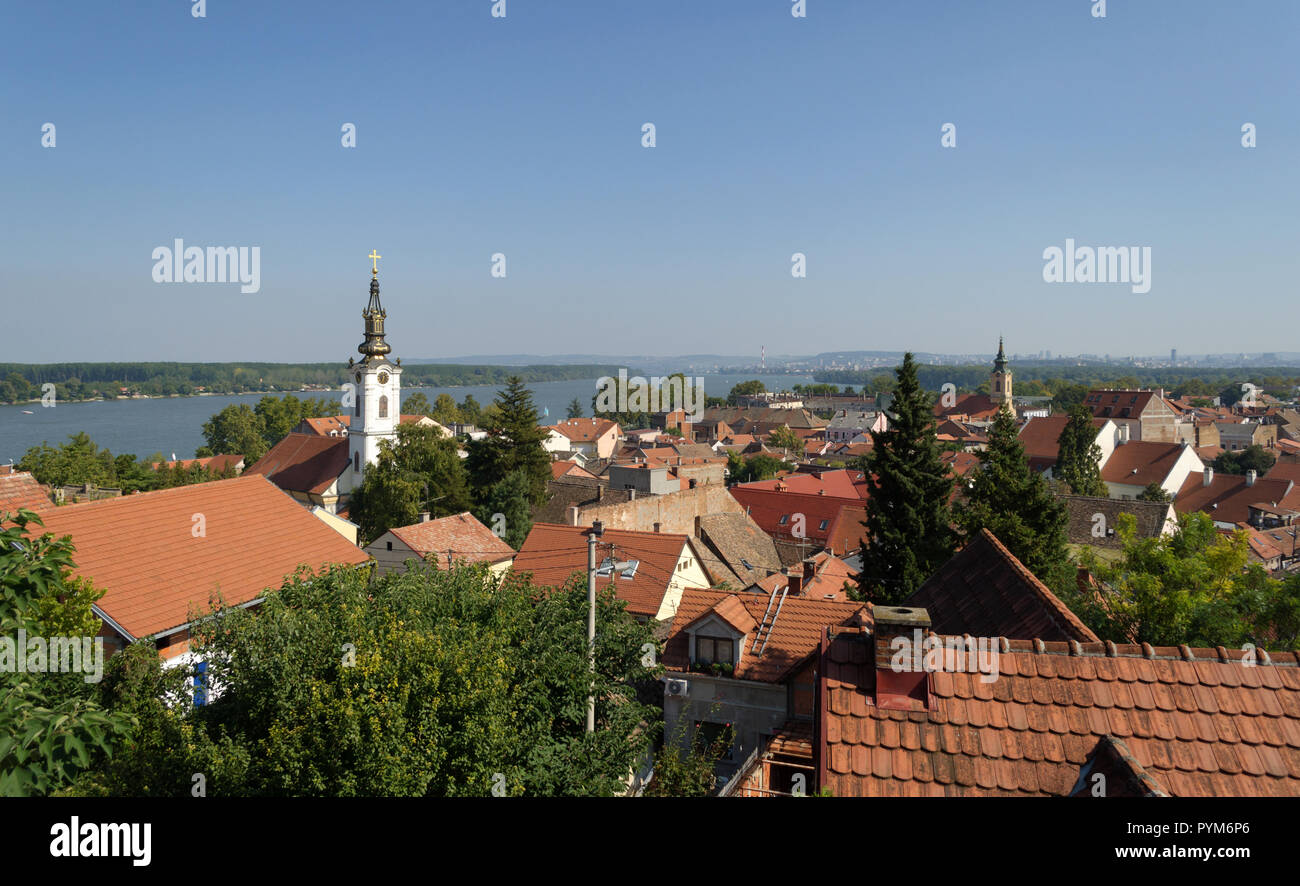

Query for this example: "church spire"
[358,251,392,362]
[993,336,1007,373]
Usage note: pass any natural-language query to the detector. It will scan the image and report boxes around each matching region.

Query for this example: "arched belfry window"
[354,452,360,473]
[379,395,389,419]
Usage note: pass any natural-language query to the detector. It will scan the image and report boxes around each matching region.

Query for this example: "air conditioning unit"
[665,678,689,698]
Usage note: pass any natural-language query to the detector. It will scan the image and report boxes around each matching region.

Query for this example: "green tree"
[1136,482,1171,503]
[727,380,765,405]
[351,424,472,545]
[472,470,533,550]
[402,392,434,417]
[201,404,268,464]
[77,562,660,796]
[458,395,484,427]
[1,511,133,796]
[956,405,1073,592]
[431,393,462,426]
[466,378,552,507]
[1214,444,1275,476]
[645,716,734,797]
[856,353,957,603]
[566,398,585,419]
[766,425,802,454]
[1065,512,1293,648]
[1056,404,1107,496]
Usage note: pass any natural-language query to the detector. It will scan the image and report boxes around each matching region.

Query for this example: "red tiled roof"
[550,460,596,480]
[545,418,619,442]
[1084,389,1165,421]
[512,523,693,618]
[30,475,370,639]
[935,393,998,420]
[1174,471,1293,525]
[0,471,52,514]
[906,529,1099,644]
[1100,441,1194,487]
[728,487,866,556]
[736,469,867,500]
[150,454,244,473]
[664,587,866,683]
[245,433,349,495]
[1018,415,1108,473]
[819,627,1300,797]
[387,512,516,566]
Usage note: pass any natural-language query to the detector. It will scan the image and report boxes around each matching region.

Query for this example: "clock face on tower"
[378,372,389,385]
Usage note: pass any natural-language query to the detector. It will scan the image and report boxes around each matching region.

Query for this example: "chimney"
[801,557,818,592]
[629,489,636,500]
[566,504,581,526]
[1203,467,1214,487]
[1247,469,1257,487]
[872,606,933,711]
[788,565,803,596]
[419,511,431,523]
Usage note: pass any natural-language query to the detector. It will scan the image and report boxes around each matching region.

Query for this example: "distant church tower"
[990,337,1013,409]
[347,253,401,483]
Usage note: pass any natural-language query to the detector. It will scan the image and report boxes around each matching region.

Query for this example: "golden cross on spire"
[368,250,382,275]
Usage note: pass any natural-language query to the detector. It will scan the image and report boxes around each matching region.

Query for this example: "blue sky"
[5,1,1298,363]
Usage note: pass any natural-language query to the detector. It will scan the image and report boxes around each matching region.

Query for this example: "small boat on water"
[21,410,33,414]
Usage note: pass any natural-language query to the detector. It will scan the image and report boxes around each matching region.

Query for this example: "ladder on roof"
[750,583,789,657]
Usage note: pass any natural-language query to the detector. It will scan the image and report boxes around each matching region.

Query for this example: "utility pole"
[587,520,602,733]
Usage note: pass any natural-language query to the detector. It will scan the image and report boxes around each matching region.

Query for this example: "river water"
[0,373,809,464]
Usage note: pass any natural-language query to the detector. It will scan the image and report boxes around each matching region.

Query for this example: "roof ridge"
[973,635,1300,666]
[48,473,255,513]
[973,529,1101,644]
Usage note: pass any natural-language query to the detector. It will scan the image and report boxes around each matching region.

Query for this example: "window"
[819,519,829,531]
[378,395,389,419]
[778,515,789,525]
[695,635,734,665]
[354,395,360,417]
[694,721,734,761]
[354,451,360,473]
[386,541,392,550]
[193,661,208,707]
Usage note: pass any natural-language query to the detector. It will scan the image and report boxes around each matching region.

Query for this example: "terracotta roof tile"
[906,529,1099,644]
[30,475,369,639]
[818,625,1300,797]
[512,522,696,619]
[0,471,52,514]
[245,433,348,495]
[386,512,516,565]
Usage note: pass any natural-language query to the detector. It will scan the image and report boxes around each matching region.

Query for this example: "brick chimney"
[801,556,818,592]
[787,567,802,596]
[419,511,431,523]
[1203,466,1214,487]
[873,606,933,712]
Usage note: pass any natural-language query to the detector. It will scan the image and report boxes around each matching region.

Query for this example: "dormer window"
[695,636,734,665]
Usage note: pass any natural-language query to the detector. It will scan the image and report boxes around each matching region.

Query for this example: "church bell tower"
[347,251,402,483]
[990,337,1013,410]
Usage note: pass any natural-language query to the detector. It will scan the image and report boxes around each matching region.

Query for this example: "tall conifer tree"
[957,405,1073,590]
[1055,404,1107,496]
[855,353,956,603]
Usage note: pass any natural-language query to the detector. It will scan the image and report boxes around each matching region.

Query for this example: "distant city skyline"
[7,1,1298,363]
